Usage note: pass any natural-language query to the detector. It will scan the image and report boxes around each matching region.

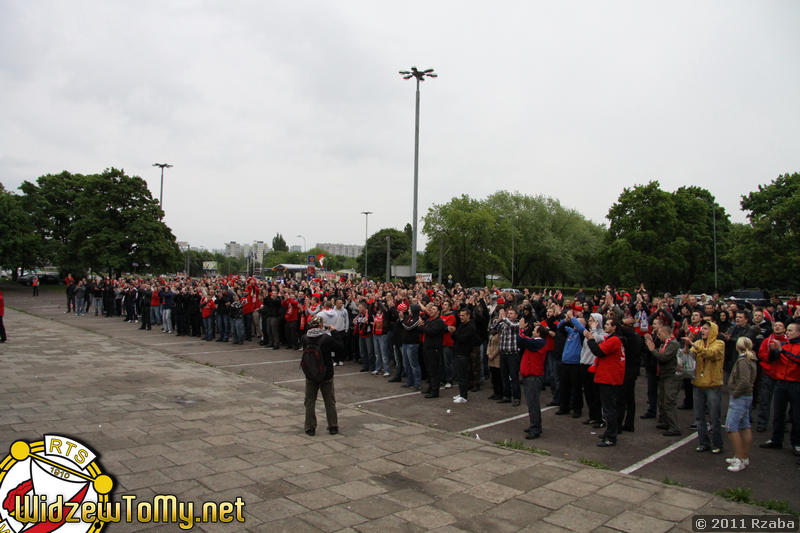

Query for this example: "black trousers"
[559,363,584,414]
[616,375,637,429]
[140,306,151,329]
[598,383,620,442]
[0,315,6,342]
[580,364,602,421]
[424,348,443,394]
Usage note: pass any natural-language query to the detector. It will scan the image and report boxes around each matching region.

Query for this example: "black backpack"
[300,338,326,383]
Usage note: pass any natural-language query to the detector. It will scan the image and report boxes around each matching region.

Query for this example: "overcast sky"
[1,1,798,251]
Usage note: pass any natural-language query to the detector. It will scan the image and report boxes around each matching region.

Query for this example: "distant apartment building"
[316,243,364,258]
[289,245,302,253]
[251,241,268,263]
[224,241,242,258]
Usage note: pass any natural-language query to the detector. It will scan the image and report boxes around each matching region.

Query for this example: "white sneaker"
[725,457,750,467]
[453,396,468,404]
[383,372,390,377]
[726,458,747,472]
[444,383,452,389]
[371,370,379,375]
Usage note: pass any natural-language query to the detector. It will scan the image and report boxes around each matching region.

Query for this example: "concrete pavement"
[0,298,780,532]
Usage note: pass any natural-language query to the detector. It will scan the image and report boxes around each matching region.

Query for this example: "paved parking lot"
[2,283,797,528]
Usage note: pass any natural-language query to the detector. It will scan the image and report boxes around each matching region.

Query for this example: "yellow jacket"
[691,321,725,388]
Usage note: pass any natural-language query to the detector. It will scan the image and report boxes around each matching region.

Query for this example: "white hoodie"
[579,313,607,365]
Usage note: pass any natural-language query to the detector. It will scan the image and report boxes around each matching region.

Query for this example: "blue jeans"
[372,335,385,372]
[162,308,173,332]
[770,379,800,446]
[522,375,544,435]
[216,313,225,341]
[402,344,421,387]
[231,318,244,343]
[726,395,752,432]
[545,353,561,404]
[359,337,374,371]
[480,340,488,380]
[694,386,723,450]
[75,296,85,316]
[203,317,214,340]
[150,306,160,326]
[94,297,104,316]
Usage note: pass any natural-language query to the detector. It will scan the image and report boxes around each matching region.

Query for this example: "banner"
[415,273,432,282]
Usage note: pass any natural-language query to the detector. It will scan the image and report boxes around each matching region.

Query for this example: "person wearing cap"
[302,315,338,436]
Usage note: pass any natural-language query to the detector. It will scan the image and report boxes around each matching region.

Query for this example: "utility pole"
[361,211,372,279]
[152,163,173,210]
[399,66,437,279]
[385,235,391,282]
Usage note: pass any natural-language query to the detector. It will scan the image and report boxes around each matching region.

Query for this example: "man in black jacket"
[264,290,283,349]
[302,316,338,436]
[452,308,482,403]
[422,303,447,398]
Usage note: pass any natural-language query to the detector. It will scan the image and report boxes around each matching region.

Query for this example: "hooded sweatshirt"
[580,313,606,365]
[303,327,335,381]
[690,321,725,388]
[559,317,586,364]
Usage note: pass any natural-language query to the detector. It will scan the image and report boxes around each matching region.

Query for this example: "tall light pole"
[296,234,306,252]
[399,66,437,279]
[697,196,718,290]
[385,235,391,282]
[361,211,372,279]
[152,163,173,210]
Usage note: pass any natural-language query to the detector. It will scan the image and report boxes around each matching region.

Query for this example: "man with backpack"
[301,315,338,436]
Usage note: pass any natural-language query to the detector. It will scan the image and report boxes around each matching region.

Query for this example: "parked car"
[16,272,63,286]
[726,289,770,308]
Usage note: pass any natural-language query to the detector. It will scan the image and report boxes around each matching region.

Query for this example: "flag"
[316,253,326,268]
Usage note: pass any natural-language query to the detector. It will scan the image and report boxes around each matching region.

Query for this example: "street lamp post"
[399,66,437,279]
[697,196,718,290]
[361,211,372,279]
[152,163,173,210]
[385,235,391,282]
[296,234,306,252]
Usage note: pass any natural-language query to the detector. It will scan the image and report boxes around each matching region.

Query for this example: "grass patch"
[716,488,798,516]
[662,476,686,487]
[578,457,610,470]
[496,439,551,456]
[238,369,246,376]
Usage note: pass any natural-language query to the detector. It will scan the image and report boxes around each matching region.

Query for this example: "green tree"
[272,233,288,252]
[0,183,42,277]
[18,168,180,276]
[355,228,410,279]
[738,172,800,289]
[424,195,499,285]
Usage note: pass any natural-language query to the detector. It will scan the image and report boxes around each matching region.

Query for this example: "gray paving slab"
[0,306,780,532]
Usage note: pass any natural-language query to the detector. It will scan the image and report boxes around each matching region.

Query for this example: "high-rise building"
[224,241,242,258]
[289,245,302,253]
[251,241,268,263]
[316,243,364,258]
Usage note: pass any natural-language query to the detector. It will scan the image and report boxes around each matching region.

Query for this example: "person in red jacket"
[760,321,800,455]
[441,300,457,388]
[241,289,255,341]
[584,317,626,447]
[518,319,549,440]
[200,290,217,341]
[0,288,6,342]
[756,322,786,432]
[281,291,301,350]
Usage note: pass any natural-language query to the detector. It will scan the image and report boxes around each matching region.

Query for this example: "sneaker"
[453,396,467,404]
[727,458,747,472]
[383,372,390,377]
[444,383,452,389]
[711,448,722,454]
[371,370,379,375]
[760,440,782,449]
[726,457,750,467]
[793,445,800,457]
[597,439,616,447]
[695,445,710,452]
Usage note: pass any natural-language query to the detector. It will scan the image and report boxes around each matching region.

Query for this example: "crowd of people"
[59,273,800,471]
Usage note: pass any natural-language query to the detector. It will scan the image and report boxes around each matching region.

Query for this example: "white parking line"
[350,391,421,405]
[619,433,698,475]
[460,406,557,433]
[141,340,202,346]
[182,348,265,356]
[274,371,362,384]
[218,359,299,368]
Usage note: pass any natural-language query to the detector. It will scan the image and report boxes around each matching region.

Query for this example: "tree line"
[2,169,798,291]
